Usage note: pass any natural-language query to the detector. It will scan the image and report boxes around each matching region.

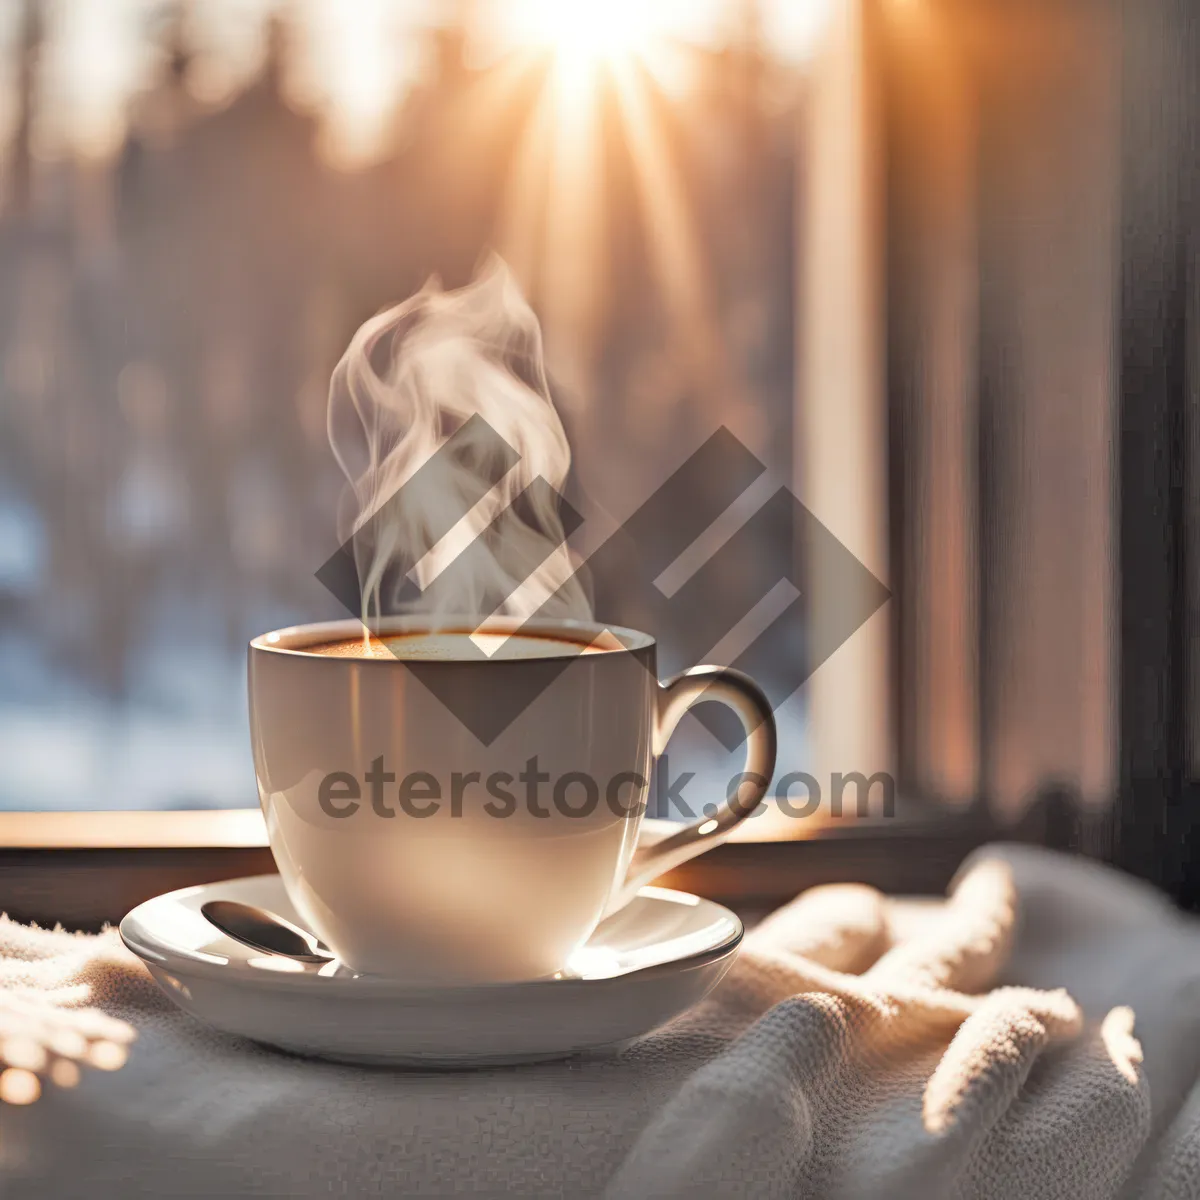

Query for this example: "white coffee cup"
[249,616,776,982]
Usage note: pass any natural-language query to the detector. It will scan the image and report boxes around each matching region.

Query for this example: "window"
[0,0,888,827]
[5,0,1188,915]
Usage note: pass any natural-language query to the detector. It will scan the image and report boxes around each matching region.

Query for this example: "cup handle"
[612,666,777,908]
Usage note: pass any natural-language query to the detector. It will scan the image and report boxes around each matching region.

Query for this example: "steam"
[327,257,591,629]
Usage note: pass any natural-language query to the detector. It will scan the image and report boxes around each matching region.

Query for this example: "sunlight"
[607,56,737,402]
[1101,1006,1143,1086]
[16,0,838,428]
[492,0,728,102]
[478,2,835,408]
[487,0,746,398]
[0,987,136,1113]
[506,0,672,76]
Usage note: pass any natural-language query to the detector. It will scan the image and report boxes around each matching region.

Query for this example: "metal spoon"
[201,900,335,965]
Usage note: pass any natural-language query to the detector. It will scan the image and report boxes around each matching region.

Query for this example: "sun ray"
[486,0,749,411]
[607,56,740,404]
[493,56,556,285]
[497,59,608,400]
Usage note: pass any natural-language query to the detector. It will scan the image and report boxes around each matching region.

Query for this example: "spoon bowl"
[201,899,335,965]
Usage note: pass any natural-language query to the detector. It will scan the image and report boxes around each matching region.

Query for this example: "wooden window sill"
[0,805,1034,930]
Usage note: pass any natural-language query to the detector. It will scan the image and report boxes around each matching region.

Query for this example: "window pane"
[0,1,831,812]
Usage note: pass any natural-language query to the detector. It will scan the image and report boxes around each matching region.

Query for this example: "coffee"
[306,630,614,661]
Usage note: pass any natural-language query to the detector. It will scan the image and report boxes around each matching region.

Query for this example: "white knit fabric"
[0,843,1197,1198]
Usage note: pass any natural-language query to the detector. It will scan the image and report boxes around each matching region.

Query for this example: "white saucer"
[120,873,742,1066]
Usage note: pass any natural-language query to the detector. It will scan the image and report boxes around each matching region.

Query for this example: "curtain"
[884,0,1200,901]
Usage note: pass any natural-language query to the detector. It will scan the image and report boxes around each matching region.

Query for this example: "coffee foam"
[305,631,618,661]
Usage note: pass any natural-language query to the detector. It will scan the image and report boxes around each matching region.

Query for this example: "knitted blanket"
[1,843,1197,1198]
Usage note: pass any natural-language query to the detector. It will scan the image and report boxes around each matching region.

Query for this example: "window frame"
[0,807,1018,929]
[0,0,928,925]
